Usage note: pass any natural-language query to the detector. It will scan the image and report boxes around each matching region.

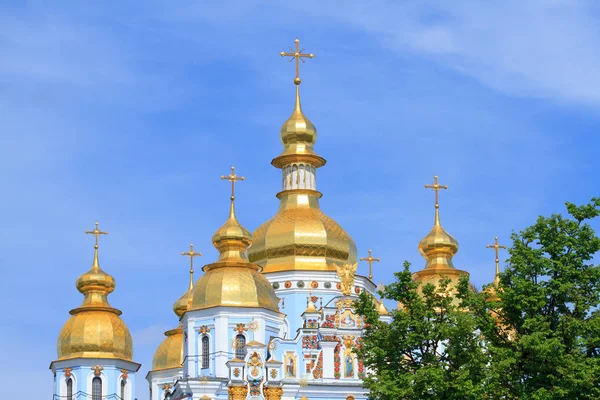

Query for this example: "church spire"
[486,236,507,289]
[272,38,325,173]
[418,175,459,270]
[173,244,202,317]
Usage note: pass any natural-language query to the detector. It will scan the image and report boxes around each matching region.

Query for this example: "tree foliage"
[355,198,600,399]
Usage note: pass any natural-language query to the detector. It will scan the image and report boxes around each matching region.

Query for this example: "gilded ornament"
[200,325,211,335]
[270,369,277,379]
[228,385,248,400]
[298,373,309,387]
[311,281,318,288]
[233,368,240,378]
[354,286,361,294]
[63,368,72,377]
[91,365,103,376]
[335,298,353,311]
[234,323,249,333]
[343,335,355,349]
[346,396,355,400]
[230,337,244,351]
[336,263,357,296]
[247,320,260,332]
[120,369,128,379]
[263,386,283,400]
[284,281,292,288]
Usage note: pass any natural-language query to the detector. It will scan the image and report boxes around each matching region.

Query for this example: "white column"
[214,315,228,378]
[282,164,317,191]
[320,341,337,379]
[185,318,195,378]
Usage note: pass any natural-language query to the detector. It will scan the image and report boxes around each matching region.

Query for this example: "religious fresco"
[284,352,296,378]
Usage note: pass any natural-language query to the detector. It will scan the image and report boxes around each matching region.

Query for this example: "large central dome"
[247,78,357,273]
[248,190,357,273]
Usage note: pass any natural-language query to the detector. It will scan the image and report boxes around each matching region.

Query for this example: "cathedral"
[50,39,495,400]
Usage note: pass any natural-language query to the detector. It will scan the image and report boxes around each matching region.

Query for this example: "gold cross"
[486,236,507,263]
[181,244,202,278]
[85,222,108,248]
[280,37,315,85]
[487,236,507,279]
[221,166,245,201]
[359,249,380,280]
[424,175,448,209]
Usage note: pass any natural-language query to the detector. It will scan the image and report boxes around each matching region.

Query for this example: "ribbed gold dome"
[57,237,133,361]
[275,86,322,161]
[248,191,357,273]
[412,201,473,292]
[190,197,280,313]
[152,327,183,371]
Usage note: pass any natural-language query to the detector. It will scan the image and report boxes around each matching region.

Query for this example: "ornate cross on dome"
[487,236,507,281]
[85,221,108,248]
[360,249,380,280]
[486,236,507,263]
[280,37,315,85]
[221,166,245,201]
[181,244,202,272]
[424,175,448,210]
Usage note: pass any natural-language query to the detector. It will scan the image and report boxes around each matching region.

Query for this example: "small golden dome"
[248,191,357,273]
[189,195,280,313]
[277,87,319,158]
[304,298,318,313]
[373,297,390,316]
[152,327,183,371]
[412,192,474,293]
[57,233,133,361]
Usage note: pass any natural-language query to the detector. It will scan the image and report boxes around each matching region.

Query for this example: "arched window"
[235,334,246,359]
[92,377,102,400]
[66,378,73,400]
[120,379,126,400]
[202,335,210,369]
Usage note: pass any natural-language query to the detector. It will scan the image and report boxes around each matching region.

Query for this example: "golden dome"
[272,86,325,168]
[373,297,390,316]
[250,56,356,274]
[57,229,133,361]
[249,191,357,273]
[189,187,280,313]
[412,186,473,292]
[152,327,183,371]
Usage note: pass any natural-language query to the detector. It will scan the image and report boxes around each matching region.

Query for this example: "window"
[202,336,210,369]
[235,334,246,359]
[66,378,73,400]
[92,377,102,400]
[120,379,126,400]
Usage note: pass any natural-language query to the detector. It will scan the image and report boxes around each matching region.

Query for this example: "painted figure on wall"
[345,353,354,378]
[284,353,296,378]
[340,310,356,328]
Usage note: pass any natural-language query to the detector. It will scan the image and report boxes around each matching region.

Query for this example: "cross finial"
[85,221,108,249]
[221,166,245,201]
[486,236,507,281]
[181,244,202,290]
[359,249,381,280]
[424,175,448,210]
[425,175,448,226]
[280,37,315,85]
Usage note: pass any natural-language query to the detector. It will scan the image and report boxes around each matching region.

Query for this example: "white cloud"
[284,0,600,106]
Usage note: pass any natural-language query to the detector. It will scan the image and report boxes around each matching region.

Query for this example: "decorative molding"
[91,366,103,376]
[64,368,72,377]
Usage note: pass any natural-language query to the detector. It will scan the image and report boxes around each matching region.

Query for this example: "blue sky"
[1,1,599,398]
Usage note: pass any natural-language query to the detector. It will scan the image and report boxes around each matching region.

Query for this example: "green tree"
[354,263,491,400]
[355,198,600,399]
[483,198,600,399]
